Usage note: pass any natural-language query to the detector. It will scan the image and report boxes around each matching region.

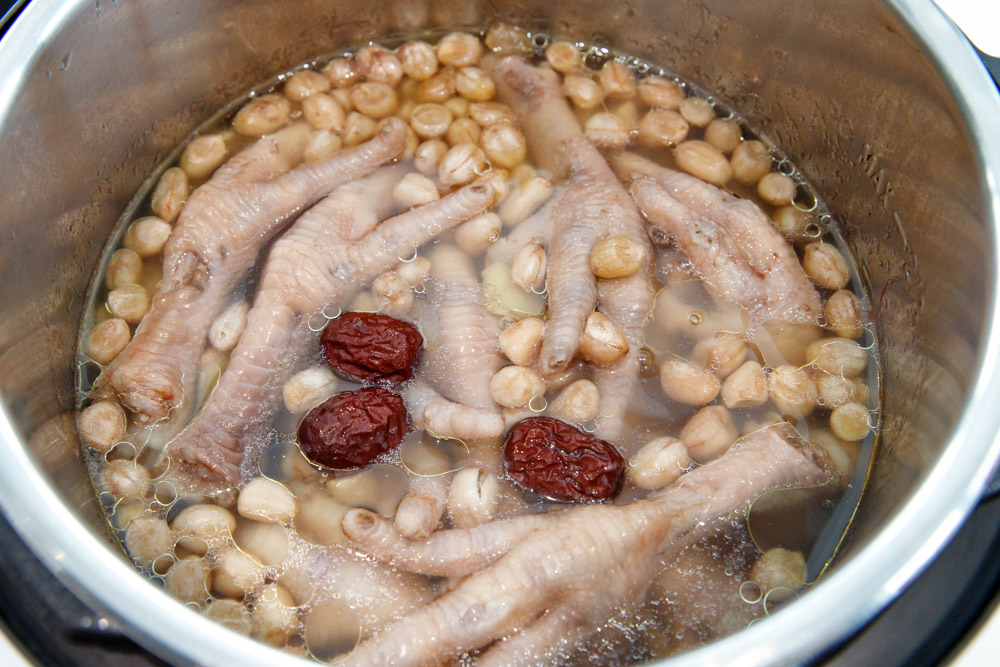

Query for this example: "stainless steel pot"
[0,0,998,664]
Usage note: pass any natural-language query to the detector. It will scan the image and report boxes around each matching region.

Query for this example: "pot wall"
[0,0,998,664]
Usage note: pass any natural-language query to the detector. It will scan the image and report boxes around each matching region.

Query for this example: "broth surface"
[75,24,878,664]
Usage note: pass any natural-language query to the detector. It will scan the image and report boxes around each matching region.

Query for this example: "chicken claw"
[342,424,830,665]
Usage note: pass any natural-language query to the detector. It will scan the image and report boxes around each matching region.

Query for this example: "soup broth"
[75,24,878,664]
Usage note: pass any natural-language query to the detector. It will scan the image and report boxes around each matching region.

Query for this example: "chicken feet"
[341,424,830,665]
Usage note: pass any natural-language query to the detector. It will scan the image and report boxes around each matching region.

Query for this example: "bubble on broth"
[738,580,763,604]
[304,600,362,662]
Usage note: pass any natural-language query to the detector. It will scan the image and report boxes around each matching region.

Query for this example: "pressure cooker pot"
[0,0,998,664]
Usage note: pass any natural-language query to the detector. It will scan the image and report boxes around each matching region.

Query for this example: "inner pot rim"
[0,0,999,664]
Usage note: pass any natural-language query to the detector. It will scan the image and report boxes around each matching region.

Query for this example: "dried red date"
[321,312,423,384]
[297,387,409,469]
[503,416,624,503]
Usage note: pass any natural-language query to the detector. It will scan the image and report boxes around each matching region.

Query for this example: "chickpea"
[731,139,772,184]
[545,41,582,73]
[802,241,850,290]
[455,67,496,102]
[341,112,377,147]
[301,93,346,133]
[303,129,342,163]
[235,521,289,567]
[808,428,856,488]
[437,32,483,68]
[124,517,172,568]
[164,557,210,603]
[826,290,864,339]
[807,337,868,378]
[106,248,142,290]
[398,40,439,80]
[630,436,692,490]
[498,175,554,227]
[580,311,629,364]
[548,379,600,425]
[123,216,171,258]
[584,112,631,149]
[102,460,150,499]
[637,109,689,148]
[691,331,747,378]
[77,400,126,452]
[350,82,397,119]
[599,60,637,100]
[331,87,353,112]
[751,548,806,592]
[416,70,456,104]
[438,143,488,187]
[409,103,453,139]
[772,205,810,240]
[414,138,448,175]
[397,256,431,286]
[251,585,298,647]
[681,405,739,462]
[324,58,361,88]
[721,360,769,409]
[204,599,252,633]
[283,365,339,414]
[372,271,414,316]
[484,22,533,56]
[469,101,515,127]
[704,118,741,154]
[612,101,642,130]
[510,242,547,292]
[815,370,862,408]
[151,167,188,223]
[489,365,546,408]
[284,70,331,101]
[238,478,297,524]
[674,140,732,186]
[480,124,526,169]
[356,45,403,86]
[444,95,470,118]
[349,290,378,313]
[767,365,818,417]
[180,134,228,181]
[391,172,438,209]
[209,300,249,353]
[659,357,721,406]
[87,318,130,365]
[107,283,150,324]
[454,213,501,257]
[741,410,784,436]
[233,94,291,136]
[756,172,795,206]
[213,546,264,599]
[172,504,236,555]
[678,97,715,127]
[446,117,480,146]
[556,75,601,112]
[498,317,544,366]
[831,402,872,441]
[638,77,685,109]
[590,236,646,279]
[447,467,499,529]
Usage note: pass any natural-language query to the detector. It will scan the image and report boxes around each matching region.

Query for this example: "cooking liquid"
[75,27,879,663]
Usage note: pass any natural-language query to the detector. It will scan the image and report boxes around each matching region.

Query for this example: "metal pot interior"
[0,0,998,664]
